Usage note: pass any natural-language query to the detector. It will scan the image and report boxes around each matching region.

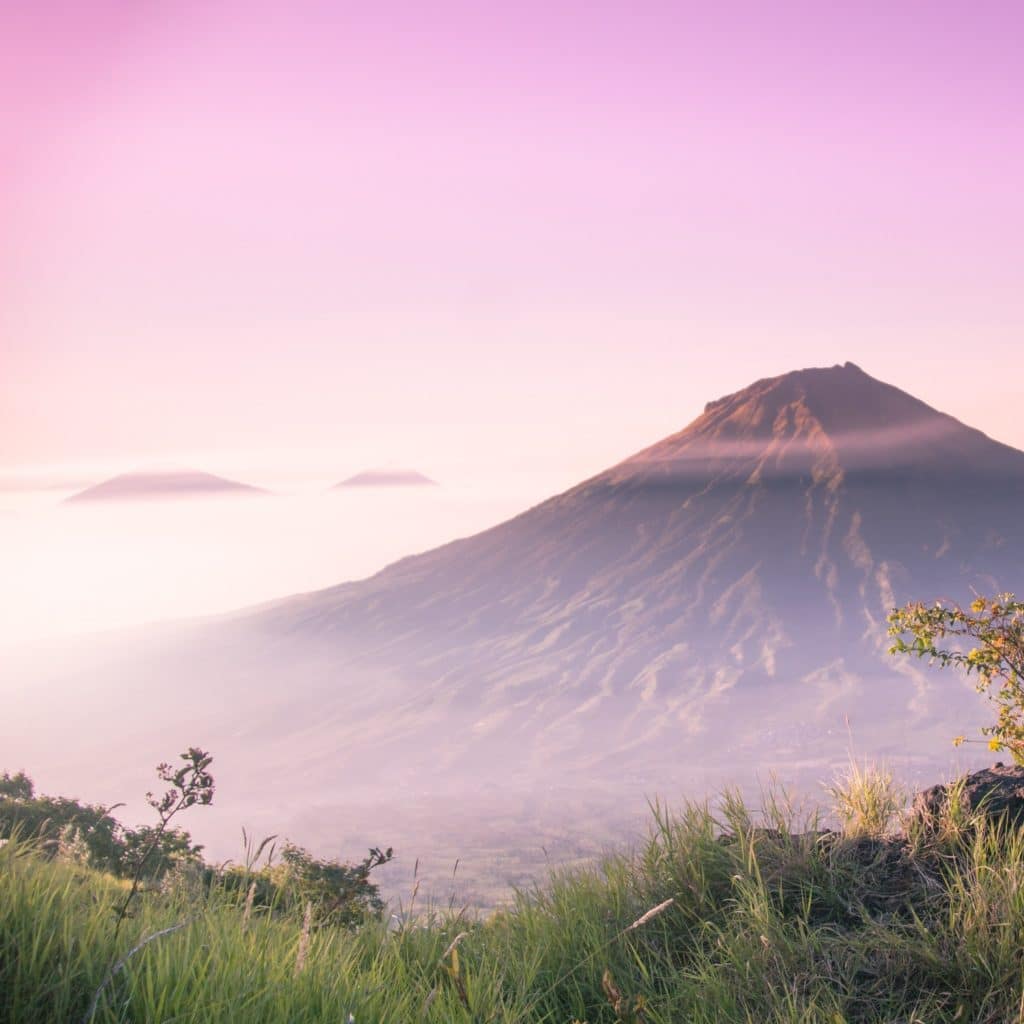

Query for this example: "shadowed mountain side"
[65,469,269,503]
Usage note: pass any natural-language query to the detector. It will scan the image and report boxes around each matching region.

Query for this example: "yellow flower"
[989,738,1002,751]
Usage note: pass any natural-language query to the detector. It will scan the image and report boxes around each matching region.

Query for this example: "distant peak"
[65,467,268,503]
[334,469,437,489]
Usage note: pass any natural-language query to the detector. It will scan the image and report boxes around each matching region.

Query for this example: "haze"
[3,2,1024,906]
[0,474,569,648]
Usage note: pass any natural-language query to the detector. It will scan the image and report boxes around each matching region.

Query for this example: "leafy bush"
[272,841,394,927]
[889,593,1024,761]
[0,753,393,942]
[0,786,131,873]
[0,751,217,887]
[0,771,33,801]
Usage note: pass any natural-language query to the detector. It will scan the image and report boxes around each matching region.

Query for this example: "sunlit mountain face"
[7,363,1021,897]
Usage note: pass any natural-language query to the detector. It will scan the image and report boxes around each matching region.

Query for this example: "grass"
[826,761,904,837]
[4,773,1024,1024]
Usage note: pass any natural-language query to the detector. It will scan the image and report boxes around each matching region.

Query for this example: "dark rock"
[912,763,1024,828]
[828,834,925,916]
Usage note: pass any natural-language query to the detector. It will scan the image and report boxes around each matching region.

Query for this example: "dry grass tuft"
[827,759,905,836]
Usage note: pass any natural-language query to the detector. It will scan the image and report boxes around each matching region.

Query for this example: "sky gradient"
[3,1,1023,485]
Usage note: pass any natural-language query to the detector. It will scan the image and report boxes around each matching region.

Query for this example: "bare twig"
[110,749,214,948]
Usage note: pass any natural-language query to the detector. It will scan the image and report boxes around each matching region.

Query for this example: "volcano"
[204,363,1012,778]
[17,363,1024,846]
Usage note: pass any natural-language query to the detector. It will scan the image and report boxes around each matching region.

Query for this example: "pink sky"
[3,1,1023,483]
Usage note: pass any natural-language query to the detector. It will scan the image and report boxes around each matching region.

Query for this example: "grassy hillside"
[4,775,1024,1024]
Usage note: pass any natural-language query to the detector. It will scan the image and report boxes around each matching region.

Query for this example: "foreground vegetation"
[5,771,1024,1024]
[4,591,1023,1022]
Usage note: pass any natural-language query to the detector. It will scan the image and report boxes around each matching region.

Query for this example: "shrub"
[889,593,1024,762]
[0,788,127,873]
[272,841,394,927]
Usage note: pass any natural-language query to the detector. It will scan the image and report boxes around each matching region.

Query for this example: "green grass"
[4,780,1024,1024]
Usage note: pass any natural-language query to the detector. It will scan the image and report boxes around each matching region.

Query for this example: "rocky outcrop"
[912,763,1024,828]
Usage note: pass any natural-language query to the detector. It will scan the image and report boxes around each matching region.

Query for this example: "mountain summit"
[615,362,1024,482]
